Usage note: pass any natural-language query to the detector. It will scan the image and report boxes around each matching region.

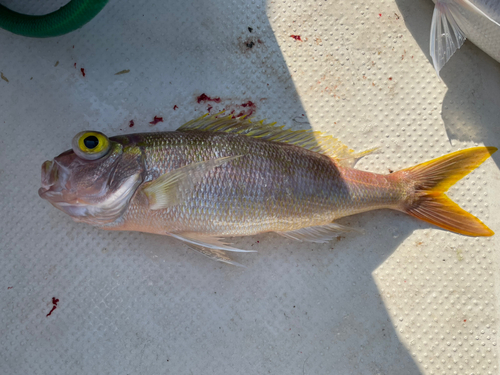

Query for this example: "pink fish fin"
[276,223,360,243]
[429,0,492,76]
[183,243,245,267]
[168,232,257,253]
[142,155,243,210]
[395,147,496,236]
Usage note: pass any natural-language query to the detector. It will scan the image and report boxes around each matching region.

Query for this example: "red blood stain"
[149,116,163,125]
[81,68,86,77]
[464,319,467,322]
[173,105,178,110]
[257,39,263,44]
[129,120,134,128]
[388,77,392,80]
[197,93,221,104]
[198,96,257,117]
[46,297,59,317]
[379,13,382,17]
[241,101,254,108]
[7,286,13,289]
[238,100,256,117]
[74,63,76,68]
[290,35,302,41]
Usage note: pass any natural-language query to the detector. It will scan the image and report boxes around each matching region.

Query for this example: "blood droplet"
[197,93,221,103]
[290,35,302,41]
[81,68,86,77]
[129,120,134,128]
[46,297,59,317]
[173,105,178,110]
[241,101,254,108]
[149,116,163,125]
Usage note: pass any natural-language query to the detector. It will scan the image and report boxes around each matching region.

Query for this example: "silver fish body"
[109,131,399,237]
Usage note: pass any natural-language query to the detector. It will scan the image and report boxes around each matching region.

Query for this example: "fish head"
[39,131,144,225]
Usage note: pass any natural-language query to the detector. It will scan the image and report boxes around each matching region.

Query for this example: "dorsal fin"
[177,113,376,167]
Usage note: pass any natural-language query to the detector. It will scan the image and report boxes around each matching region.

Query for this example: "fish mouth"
[40,160,55,189]
[38,159,68,203]
[39,160,56,199]
[38,160,85,219]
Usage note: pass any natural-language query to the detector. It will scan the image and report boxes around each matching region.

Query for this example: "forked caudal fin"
[396,147,497,237]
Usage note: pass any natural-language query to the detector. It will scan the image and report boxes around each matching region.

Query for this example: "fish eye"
[84,135,99,149]
[72,131,111,160]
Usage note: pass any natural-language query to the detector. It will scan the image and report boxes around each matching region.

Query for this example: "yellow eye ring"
[72,131,111,160]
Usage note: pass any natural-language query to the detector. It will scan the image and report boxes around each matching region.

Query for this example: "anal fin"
[277,223,358,243]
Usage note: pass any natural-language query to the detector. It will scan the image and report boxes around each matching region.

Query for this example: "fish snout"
[41,160,56,188]
[39,160,60,200]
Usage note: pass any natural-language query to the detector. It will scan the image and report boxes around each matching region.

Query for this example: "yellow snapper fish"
[39,114,497,265]
[430,0,500,75]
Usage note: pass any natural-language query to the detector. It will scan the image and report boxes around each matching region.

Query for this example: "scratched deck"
[0,0,499,374]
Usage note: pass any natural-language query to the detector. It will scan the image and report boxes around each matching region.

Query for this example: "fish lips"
[38,158,91,217]
[39,160,58,192]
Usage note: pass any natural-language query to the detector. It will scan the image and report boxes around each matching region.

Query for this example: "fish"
[39,114,497,265]
[430,0,500,75]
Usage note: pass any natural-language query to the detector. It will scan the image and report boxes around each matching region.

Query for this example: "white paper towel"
[1,0,499,374]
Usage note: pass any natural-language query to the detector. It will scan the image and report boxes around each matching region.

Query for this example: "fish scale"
[116,131,399,237]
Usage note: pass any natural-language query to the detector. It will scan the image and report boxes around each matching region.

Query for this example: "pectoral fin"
[143,155,242,210]
[277,223,358,243]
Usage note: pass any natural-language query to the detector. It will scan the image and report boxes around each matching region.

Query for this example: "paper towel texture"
[1,0,499,374]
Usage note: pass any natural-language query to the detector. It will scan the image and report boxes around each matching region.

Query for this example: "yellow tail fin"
[397,147,497,237]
